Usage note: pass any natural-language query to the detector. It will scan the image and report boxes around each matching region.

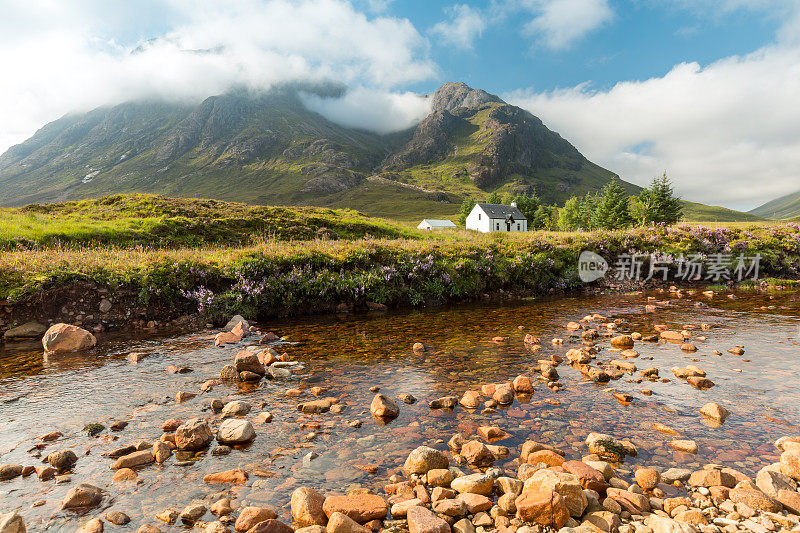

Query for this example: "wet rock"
[460,440,494,467]
[42,323,97,353]
[669,440,698,454]
[153,441,172,464]
[234,506,277,531]
[585,433,637,462]
[61,483,103,510]
[659,331,685,342]
[326,512,370,533]
[0,512,25,533]
[566,349,592,364]
[429,396,458,409]
[253,412,273,424]
[222,401,252,418]
[610,335,634,348]
[35,465,56,480]
[404,446,449,475]
[205,522,231,533]
[112,468,137,482]
[427,469,456,487]
[458,391,482,409]
[137,524,164,533]
[298,399,332,414]
[175,419,213,450]
[515,490,569,529]
[0,465,22,481]
[211,499,235,517]
[478,425,510,442]
[512,375,534,393]
[407,506,450,533]
[4,321,46,340]
[322,494,387,523]
[105,511,130,526]
[235,351,266,375]
[292,487,327,526]
[243,519,293,533]
[370,394,399,419]
[112,450,154,469]
[77,518,104,533]
[700,402,729,423]
[47,449,77,472]
[267,366,292,380]
[217,419,256,445]
[83,423,105,437]
[492,384,514,404]
[398,393,416,404]
[635,468,660,490]
[220,365,240,381]
[391,499,422,518]
[203,469,248,485]
[687,376,714,389]
[661,468,691,484]
[451,473,494,495]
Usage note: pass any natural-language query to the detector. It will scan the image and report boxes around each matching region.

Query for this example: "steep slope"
[680,201,764,222]
[750,189,800,220]
[0,85,403,207]
[0,81,634,214]
[379,82,636,204]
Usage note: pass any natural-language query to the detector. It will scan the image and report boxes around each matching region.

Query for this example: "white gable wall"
[465,205,528,232]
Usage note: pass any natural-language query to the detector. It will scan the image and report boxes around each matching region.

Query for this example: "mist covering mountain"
[0,81,633,216]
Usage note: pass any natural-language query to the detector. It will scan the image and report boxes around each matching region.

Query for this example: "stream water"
[1,288,799,531]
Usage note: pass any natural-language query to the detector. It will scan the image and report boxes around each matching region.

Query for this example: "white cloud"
[302,86,431,134]
[430,4,488,50]
[506,45,800,210]
[0,0,436,154]
[518,0,613,50]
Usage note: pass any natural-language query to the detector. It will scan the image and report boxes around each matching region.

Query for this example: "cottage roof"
[420,219,457,227]
[475,203,527,220]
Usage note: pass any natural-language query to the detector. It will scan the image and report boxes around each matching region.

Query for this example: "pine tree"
[487,191,502,204]
[458,197,477,226]
[512,193,541,229]
[592,179,633,230]
[632,173,683,226]
[558,196,583,230]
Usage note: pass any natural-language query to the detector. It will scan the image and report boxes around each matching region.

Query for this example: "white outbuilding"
[417,219,457,230]
[465,202,528,233]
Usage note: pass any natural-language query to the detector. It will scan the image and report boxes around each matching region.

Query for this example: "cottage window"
[517,224,520,230]
[478,213,481,220]
[496,223,500,230]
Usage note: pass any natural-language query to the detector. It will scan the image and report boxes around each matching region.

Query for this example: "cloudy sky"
[1,0,798,210]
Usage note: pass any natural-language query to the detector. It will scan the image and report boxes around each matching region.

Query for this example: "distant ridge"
[750,189,800,220]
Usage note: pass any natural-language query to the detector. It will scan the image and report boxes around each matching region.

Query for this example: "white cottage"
[465,203,528,233]
[417,219,457,230]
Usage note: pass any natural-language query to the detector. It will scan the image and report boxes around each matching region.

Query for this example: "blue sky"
[1,0,799,210]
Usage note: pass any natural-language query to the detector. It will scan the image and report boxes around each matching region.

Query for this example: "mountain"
[680,201,764,223]
[750,189,800,220]
[0,81,634,217]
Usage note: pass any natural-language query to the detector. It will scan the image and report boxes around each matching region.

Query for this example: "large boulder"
[407,506,450,533]
[0,512,25,533]
[523,469,587,517]
[450,473,494,495]
[403,446,449,475]
[234,507,278,532]
[42,324,96,353]
[217,419,256,445]
[700,402,729,425]
[175,419,213,450]
[515,490,569,529]
[47,449,78,472]
[3,321,46,340]
[291,487,327,526]
[234,351,265,375]
[61,483,103,510]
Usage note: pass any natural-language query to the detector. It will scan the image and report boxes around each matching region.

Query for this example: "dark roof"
[476,203,527,221]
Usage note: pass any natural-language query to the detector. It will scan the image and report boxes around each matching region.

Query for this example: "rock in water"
[0,511,25,533]
[42,323,97,353]
[61,483,103,510]
[700,402,729,424]
[403,446,449,475]
[370,394,399,419]
[292,487,327,526]
[3,321,46,340]
[216,419,256,445]
[175,419,213,450]
[47,449,78,472]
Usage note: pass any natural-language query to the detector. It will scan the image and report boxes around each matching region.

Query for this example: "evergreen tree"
[458,197,477,226]
[487,191,503,204]
[531,205,553,230]
[512,193,541,228]
[591,179,633,230]
[631,173,683,226]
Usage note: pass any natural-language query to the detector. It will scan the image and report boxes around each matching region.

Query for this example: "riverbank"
[1,196,799,339]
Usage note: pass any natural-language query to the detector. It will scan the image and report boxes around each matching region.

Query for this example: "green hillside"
[680,200,764,222]
[750,189,800,220]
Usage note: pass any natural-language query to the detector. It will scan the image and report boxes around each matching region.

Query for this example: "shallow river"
[1,288,799,531]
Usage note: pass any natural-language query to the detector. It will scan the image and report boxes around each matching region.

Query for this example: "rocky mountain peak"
[430,82,503,113]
